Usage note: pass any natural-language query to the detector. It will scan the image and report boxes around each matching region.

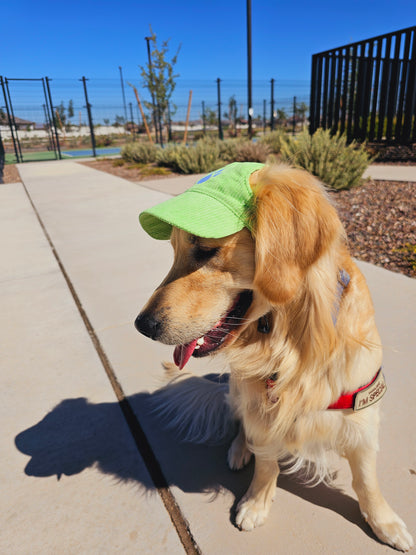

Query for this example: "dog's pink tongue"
[173,339,198,370]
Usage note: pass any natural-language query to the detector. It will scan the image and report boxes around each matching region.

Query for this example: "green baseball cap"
[139,161,264,239]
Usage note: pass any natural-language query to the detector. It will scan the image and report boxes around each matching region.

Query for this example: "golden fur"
[136,165,413,550]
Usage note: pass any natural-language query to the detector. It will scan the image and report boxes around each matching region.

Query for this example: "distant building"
[0,113,36,130]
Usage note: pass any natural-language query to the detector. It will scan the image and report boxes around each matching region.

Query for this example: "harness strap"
[264,268,386,410]
[327,368,386,410]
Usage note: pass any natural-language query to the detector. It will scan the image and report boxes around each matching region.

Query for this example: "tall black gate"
[0,77,62,163]
[310,26,416,144]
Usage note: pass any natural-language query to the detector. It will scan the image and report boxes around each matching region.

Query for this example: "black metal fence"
[0,76,62,163]
[310,26,416,144]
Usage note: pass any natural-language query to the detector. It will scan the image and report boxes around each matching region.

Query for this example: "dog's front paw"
[235,496,272,531]
[366,511,414,552]
[228,435,252,470]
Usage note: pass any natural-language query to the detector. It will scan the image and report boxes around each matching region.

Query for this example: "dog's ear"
[250,166,342,304]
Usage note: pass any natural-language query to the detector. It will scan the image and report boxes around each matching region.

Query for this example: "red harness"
[266,367,386,410]
[263,270,387,411]
[327,368,386,410]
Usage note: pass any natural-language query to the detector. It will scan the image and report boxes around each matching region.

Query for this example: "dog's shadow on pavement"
[15,372,372,538]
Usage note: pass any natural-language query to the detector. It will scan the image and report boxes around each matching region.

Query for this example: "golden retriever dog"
[135,164,413,550]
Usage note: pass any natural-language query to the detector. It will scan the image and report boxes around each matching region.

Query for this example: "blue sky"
[3,0,416,82]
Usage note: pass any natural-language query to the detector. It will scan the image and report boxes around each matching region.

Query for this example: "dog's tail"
[149,362,237,445]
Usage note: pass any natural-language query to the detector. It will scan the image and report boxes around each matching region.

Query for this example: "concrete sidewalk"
[1,161,415,554]
[363,164,416,182]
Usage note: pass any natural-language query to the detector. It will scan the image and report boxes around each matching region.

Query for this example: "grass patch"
[5,151,72,163]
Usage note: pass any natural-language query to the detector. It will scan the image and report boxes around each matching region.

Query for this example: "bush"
[217,138,246,162]
[121,142,160,164]
[157,140,222,174]
[280,128,372,190]
[95,135,114,147]
[258,128,287,154]
[156,144,182,171]
[232,140,272,162]
[155,137,272,172]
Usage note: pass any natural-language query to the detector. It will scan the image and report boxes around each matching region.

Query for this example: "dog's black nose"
[134,312,162,340]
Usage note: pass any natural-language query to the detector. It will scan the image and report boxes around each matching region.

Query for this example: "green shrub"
[95,135,114,147]
[218,137,272,163]
[280,128,372,190]
[232,140,272,162]
[218,138,246,162]
[156,144,182,171]
[258,128,287,154]
[157,140,222,174]
[121,142,160,164]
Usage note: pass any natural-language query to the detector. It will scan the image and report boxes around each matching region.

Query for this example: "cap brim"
[139,190,246,240]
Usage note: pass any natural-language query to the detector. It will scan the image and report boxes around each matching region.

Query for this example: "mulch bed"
[80,159,180,182]
[2,161,415,278]
[368,143,416,165]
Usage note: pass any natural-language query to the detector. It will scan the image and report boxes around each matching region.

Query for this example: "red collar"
[327,368,386,410]
[266,368,386,410]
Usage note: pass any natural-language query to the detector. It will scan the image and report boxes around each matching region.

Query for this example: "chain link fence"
[0,76,310,164]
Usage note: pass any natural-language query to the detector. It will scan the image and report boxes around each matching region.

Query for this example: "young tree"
[204,107,217,126]
[114,115,125,127]
[67,100,74,120]
[140,26,181,145]
[276,108,288,126]
[56,102,66,129]
[65,99,75,130]
[296,102,309,124]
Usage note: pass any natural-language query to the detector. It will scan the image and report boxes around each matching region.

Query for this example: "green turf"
[5,151,71,163]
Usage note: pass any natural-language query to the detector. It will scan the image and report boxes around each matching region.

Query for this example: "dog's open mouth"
[173,290,253,370]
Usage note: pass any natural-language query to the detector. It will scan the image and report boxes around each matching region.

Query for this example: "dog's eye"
[194,246,219,262]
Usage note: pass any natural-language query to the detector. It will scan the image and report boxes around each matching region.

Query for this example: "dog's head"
[135,163,343,369]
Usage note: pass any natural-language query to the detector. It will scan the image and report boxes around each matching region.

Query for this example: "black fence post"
[129,102,135,140]
[80,76,96,157]
[167,102,172,142]
[263,99,266,133]
[246,0,253,138]
[44,77,62,160]
[217,78,223,140]
[119,66,128,124]
[293,96,297,136]
[270,78,275,131]
[42,103,55,154]
[1,76,23,163]
[202,101,206,135]
[0,129,4,183]
[309,57,317,134]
